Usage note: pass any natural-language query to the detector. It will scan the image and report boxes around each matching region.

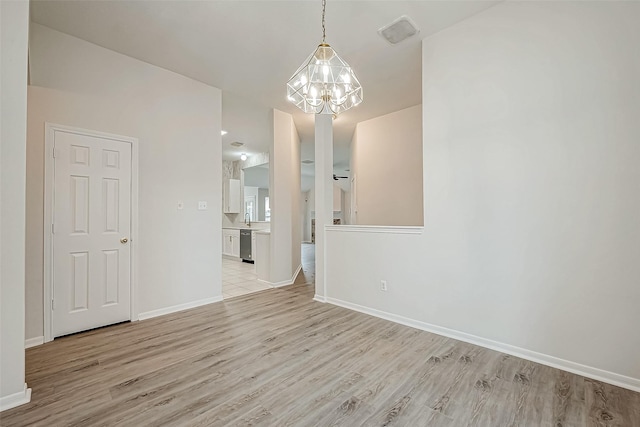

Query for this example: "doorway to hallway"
[294,243,315,285]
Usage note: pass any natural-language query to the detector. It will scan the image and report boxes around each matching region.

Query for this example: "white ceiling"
[30,0,499,165]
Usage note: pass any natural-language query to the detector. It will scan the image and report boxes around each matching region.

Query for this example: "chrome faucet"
[244,212,251,227]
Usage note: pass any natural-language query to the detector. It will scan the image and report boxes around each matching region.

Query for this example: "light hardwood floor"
[3,270,639,425]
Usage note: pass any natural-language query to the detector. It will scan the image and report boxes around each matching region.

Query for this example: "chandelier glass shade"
[286,0,363,115]
[287,44,363,115]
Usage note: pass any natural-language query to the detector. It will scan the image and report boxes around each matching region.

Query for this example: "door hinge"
[51,298,55,311]
[52,147,57,158]
[52,223,55,234]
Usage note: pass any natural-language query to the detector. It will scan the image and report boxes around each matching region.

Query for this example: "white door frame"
[43,123,139,343]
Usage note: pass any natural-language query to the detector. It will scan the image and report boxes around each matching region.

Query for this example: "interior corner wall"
[291,126,301,273]
[26,24,222,339]
[350,104,423,226]
[1,0,29,407]
[301,190,311,242]
[270,109,301,283]
[327,1,640,389]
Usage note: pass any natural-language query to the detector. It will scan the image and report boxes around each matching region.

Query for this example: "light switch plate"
[198,201,208,210]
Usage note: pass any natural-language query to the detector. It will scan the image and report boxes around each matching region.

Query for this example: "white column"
[269,109,301,285]
[0,0,31,411]
[314,114,333,301]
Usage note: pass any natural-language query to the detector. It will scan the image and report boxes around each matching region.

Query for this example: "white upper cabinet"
[223,178,241,213]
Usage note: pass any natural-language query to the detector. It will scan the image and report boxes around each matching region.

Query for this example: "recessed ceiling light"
[221,130,228,136]
[240,153,247,161]
[378,15,420,45]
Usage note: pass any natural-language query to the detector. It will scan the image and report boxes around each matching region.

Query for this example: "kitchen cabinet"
[255,231,271,282]
[222,229,240,257]
[223,178,241,213]
[251,231,257,263]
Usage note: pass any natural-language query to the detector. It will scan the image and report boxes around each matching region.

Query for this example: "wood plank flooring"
[2,283,639,426]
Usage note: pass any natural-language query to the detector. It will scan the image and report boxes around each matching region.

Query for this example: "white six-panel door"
[52,129,132,337]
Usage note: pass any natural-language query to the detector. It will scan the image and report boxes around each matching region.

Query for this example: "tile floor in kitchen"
[221,258,271,299]
[222,243,316,299]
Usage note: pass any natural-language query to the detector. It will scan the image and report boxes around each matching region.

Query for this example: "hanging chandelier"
[286,0,363,115]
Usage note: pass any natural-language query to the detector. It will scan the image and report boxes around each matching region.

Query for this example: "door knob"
[120,237,129,244]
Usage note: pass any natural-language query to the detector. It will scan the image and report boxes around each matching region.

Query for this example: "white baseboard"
[257,264,302,288]
[313,295,327,303]
[0,383,31,412]
[138,296,223,321]
[25,336,44,349]
[326,297,640,393]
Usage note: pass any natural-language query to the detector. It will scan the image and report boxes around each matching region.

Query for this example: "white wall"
[350,105,423,226]
[0,0,30,409]
[26,24,222,338]
[270,109,301,283]
[327,1,640,390]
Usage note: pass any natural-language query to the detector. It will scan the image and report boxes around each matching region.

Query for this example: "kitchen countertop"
[223,226,270,232]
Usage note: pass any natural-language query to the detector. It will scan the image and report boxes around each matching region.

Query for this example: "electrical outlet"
[198,201,208,210]
[381,280,388,291]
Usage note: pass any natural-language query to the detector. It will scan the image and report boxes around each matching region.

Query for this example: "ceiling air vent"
[301,160,314,164]
[378,15,420,45]
[230,141,244,147]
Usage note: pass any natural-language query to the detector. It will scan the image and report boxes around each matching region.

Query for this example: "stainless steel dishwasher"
[240,229,253,263]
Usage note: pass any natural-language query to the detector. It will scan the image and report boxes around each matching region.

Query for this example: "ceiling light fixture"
[221,130,228,136]
[240,153,247,161]
[286,0,363,115]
